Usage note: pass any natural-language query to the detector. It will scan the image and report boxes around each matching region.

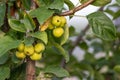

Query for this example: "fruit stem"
[26,57,36,80]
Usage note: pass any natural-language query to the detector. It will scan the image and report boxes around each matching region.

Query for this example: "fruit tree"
[0,0,120,80]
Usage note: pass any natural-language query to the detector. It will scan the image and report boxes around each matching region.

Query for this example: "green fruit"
[24,45,34,56]
[16,51,26,59]
[53,27,64,38]
[34,43,45,53]
[30,52,42,60]
[51,16,61,27]
[18,43,25,52]
[48,22,54,29]
[60,16,66,27]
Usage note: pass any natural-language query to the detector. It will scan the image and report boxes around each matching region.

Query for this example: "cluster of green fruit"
[15,42,45,60]
[48,15,66,38]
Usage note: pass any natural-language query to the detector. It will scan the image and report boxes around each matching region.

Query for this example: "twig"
[69,14,86,17]
[69,25,89,55]
[60,0,95,16]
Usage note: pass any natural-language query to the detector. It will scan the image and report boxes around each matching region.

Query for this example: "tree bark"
[26,57,36,80]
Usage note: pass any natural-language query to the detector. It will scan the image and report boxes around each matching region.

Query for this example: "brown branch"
[60,0,95,16]
[26,57,36,80]
[69,25,90,55]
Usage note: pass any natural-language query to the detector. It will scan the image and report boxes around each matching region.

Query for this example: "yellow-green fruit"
[30,52,42,60]
[18,43,25,52]
[53,27,64,38]
[48,22,54,29]
[51,16,61,27]
[60,16,66,27]
[34,43,45,53]
[16,51,26,59]
[24,45,34,56]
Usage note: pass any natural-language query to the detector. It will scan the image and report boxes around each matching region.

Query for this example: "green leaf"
[31,31,48,44]
[9,63,26,80]
[21,0,31,10]
[104,9,115,16]
[24,37,34,46]
[91,41,104,53]
[35,0,46,7]
[0,36,21,57]
[84,52,96,63]
[53,42,69,63]
[78,41,88,50]
[69,26,76,36]
[23,13,36,31]
[94,71,105,80]
[8,19,26,33]
[96,58,109,68]
[0,53,9,64]
[92,0,111,6]
[64,0,75,18]
[44,65,69,77]
[49,31,69,62]
[87,11,116,41]
[0,30,5,38]
[113,10,120,20]
[64,0,75,10]
[11,53,21,63]
[60,24,69,45]
[44,46,63,65]
[116,0,120,4]
[0,67,10,80]
[29,7,54,24]
[42,0,53,5]
[79,63,94,75]
[48,0,64,10]
[0,2,6,27]
[81,0,111,6]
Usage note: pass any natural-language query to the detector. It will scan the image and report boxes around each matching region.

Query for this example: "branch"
[60,0,95,16]
[69,25,89,55]
[26,57,36,80]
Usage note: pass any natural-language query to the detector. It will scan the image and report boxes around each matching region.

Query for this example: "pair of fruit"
[16,42,45,60]
[51,16,66,27]
[48,16,66,38]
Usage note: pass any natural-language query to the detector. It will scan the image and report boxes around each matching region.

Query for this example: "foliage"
[0,0,120,80]
[87,11,116,40]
